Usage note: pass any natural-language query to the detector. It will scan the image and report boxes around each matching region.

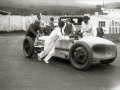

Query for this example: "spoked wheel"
[73,47,88,65]
[69,41,93,70]
[23,36,34,58]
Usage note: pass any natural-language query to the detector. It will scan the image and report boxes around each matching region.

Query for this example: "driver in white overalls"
[38,21,69,63]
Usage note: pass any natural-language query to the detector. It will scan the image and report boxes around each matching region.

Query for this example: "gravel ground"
[0,33,120,90]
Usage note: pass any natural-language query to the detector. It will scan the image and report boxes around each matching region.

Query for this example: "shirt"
[81,20,96,36]
[63,23,76,35]
[45,27,69,45]
[49,27,62,42]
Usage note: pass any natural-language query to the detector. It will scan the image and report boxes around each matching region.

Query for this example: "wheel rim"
[72,47,88,67]
[24,40,30,55]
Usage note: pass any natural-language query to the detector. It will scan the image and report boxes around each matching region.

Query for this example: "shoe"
[38,54,41,61]
[44,59,49,63]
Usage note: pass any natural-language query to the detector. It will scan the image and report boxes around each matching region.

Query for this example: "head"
[50,17,54,21]
[83,16,89,24]
[37,14,41,20]
[66,18,71,23]
[35,20,40,26]
[58,21,65,28]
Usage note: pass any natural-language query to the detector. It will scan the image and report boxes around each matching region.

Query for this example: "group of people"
[26,14,104,64]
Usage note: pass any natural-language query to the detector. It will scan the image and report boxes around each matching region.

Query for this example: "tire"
[69,41,93,70]
[23,36,34,58]
[100,49,117,64]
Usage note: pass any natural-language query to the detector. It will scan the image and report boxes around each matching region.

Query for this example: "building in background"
[90,3,120,34]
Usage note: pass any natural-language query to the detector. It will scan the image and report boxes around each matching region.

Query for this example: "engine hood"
[79,36,115,46]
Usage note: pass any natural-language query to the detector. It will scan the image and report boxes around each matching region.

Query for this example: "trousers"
[38,40,55,62]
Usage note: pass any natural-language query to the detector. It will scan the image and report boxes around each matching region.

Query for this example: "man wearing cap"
[49,17,55,31]
[81,16,96,37]
[26,20,44,41]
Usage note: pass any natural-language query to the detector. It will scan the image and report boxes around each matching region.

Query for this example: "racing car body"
[38,36,116,60]
[23,35,117,70]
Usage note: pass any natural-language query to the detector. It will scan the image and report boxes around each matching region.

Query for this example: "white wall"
[0,15,10,31]
[10,15,22,31]
[1,14,119,34]
[0,15,60,32]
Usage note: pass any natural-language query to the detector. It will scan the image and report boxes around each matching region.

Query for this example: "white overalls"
[38,27,67,63]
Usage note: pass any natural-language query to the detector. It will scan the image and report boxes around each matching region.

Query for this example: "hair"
[50,17,54,21]
[83,16,89,20]
[58,21,65,28]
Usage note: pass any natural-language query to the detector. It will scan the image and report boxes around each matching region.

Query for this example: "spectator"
[33,13,44,27]
[49,17,55,31]
[37,14,41,21]
[81,16,96,37]
[97,26,104,38]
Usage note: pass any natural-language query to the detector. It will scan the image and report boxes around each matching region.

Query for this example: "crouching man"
[26,20,44,45]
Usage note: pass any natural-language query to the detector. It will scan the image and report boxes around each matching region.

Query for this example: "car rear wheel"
[69,41,93,70]
[23,36,34,58]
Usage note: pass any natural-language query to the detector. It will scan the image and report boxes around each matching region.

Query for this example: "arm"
[81,22,84,33]
[59,35,69,40]
[72,24,76,32]
[62,23,66,35]
[39,26,44,35]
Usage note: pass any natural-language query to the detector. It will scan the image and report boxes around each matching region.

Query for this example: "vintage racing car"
[23,34,117,70]
[23,16,117,70]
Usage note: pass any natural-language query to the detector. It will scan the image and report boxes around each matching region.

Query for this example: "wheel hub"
[74,47,87,64]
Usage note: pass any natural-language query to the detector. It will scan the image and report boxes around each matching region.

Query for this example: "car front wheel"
[23,36,34,58]
[69,41,93,70]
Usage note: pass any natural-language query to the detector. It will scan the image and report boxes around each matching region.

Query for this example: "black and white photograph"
[0,0,120,90]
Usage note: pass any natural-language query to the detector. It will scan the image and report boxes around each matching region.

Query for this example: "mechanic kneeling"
[26,20,44,44]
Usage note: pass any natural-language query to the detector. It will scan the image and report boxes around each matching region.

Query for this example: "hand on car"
[69,38,74,43]
[36,34,39,39]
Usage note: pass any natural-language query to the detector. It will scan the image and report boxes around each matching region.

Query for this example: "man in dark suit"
[97,26,104,38]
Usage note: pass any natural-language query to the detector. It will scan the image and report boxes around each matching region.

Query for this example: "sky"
[76,0,120,5]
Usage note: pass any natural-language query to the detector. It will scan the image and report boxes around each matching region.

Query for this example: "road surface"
[0,33,120,90]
